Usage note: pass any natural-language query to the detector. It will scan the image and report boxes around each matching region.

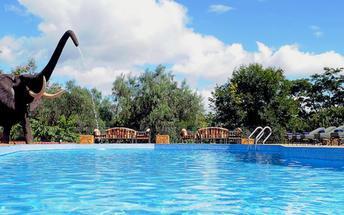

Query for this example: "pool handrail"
[249,126,263,139]
[255,126,272,144]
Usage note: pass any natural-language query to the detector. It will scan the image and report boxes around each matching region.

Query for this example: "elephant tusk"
[29,76,46,99]
[42,89,65,99]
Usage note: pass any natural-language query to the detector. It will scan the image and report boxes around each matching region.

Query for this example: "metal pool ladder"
[249,126,272,144]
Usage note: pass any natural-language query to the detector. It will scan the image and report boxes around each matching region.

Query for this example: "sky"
[0,0,343,107]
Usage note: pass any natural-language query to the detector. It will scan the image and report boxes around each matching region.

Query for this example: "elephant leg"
[22,115,33,144]
[2,125,11,144]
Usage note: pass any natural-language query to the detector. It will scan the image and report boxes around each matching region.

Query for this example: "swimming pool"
[0,146,343,214]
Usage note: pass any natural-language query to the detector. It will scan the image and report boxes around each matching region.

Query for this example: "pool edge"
[0,144,155,156]
[0,144,343,162]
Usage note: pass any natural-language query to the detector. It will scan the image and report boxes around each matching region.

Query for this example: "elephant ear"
[0,75,16,110]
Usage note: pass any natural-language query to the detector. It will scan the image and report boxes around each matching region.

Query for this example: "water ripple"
[0,149,343,214]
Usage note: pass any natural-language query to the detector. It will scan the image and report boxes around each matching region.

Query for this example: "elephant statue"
[0,30,79,144]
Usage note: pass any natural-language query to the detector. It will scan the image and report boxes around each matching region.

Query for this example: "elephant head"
[14,74,65,111]
[0,30,78,144]
[13,30,79,109]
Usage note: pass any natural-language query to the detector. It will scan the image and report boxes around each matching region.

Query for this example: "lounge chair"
[314,126,337,144]
[293,132,303,143]
[330,125,344,145]
[285,132,293,144]
[136,129,151,143]
[93,128,103,143]
[285,131,311,144]
[228,128,242,144]
[180,129,196,143]
[302,127,325,143]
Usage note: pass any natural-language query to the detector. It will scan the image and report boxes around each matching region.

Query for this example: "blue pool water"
[0,148,343,214]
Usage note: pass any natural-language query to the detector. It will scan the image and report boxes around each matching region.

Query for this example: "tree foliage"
[210,64,299,138]
[290,67,343,129]
[29,80,109,142]
[112,65,206,141]
[291,67,343,112]
[3,58,343,143]
[11,58,37,75]
[211,64,343,139]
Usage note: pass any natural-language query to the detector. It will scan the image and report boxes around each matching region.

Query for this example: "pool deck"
[0,143,343,161]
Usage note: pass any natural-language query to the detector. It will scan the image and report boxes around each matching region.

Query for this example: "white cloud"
[0,0,343,101]
[0,37,18,62]
[309,25,320,31]
[173,41,344,82]
[309,25,323,38]
[198,89,213,111]
[4,4,28,16]
[208,4,233,14]
[314,31,323,38]
[56,65,136,95]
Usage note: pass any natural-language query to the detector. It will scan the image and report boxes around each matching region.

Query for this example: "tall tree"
[210,64,299,138]
[290,67,344,129]
[291,67,343,113]
[25,80,112,142]
[112,65,206,141]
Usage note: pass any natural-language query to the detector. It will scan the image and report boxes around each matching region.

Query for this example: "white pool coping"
[0,144,155,156]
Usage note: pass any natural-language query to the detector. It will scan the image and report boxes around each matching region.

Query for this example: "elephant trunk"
[39,30,79,81]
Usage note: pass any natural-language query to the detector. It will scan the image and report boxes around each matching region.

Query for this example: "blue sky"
[180,0,344,53]
[0,0,343,101]
[1,1,344,53]
[0,0,39,37]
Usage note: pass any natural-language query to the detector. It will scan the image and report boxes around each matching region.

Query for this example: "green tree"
[210,64,299,139]
[33,81,104,133]
[290,67,344,130]
[27,80,113,142]
[11,58,37,75]
[291,67,343,113]
[308,106,344,129]
[112,65,205,142]
[98,97,114,128]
